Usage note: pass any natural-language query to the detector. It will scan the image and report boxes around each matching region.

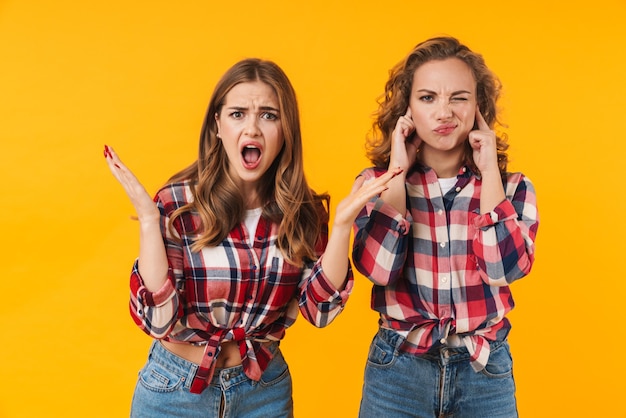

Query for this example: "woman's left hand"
[469,107,499,174]
[333,167,403,229]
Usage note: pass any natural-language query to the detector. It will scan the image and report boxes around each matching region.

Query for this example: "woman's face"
[215,80,284,191]
[409,57,477,157]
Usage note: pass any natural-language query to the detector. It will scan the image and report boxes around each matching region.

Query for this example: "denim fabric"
[359,328,517,418]
[130,340,293,417]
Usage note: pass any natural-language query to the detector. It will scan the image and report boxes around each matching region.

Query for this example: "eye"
[419,95,434,102]
[261,112,278,121]
[230,111,244,119]
[451,96,469,102]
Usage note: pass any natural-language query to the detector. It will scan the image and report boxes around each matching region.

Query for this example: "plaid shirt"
[129,180,353,394]
[353,165,538,371]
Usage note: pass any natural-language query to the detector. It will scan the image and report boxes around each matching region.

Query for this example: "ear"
[214,113,221,138]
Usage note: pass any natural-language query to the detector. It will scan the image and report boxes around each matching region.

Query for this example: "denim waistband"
[148,340,279,390]
[376,327,505,362]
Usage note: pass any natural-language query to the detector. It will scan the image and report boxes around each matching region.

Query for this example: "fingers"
[104,145,129,178]
[351,167,403,200]
[475,106,490,131]
[103,145,160,221]
[395,107,416,140]
[335,168,404,226]
[103,145,140,193]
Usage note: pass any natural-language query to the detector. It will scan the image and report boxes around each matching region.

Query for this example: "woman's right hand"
[389,107,421,172]
[104,145,160,224]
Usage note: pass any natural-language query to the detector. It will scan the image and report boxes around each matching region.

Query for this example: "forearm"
[472,175,539,285]
[319,223,352,290]
[137,220,169,292]
[379,173,407,214]
[479,169,506,214]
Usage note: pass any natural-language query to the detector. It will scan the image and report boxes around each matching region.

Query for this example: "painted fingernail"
[114,163,120,168]
[104,145,112,158]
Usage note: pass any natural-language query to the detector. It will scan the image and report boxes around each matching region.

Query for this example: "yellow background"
[2,0,625,416]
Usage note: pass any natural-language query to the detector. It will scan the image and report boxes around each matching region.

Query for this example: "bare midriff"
[161,340,243,368]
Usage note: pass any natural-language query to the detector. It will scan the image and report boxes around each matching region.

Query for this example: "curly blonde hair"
[367,36,509,176]
[168,58,328,266]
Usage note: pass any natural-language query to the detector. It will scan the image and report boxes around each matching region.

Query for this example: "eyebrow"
[226,105,280,112]
[416,89,473,95]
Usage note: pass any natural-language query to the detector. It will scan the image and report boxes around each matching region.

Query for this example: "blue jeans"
[130,340,293,418]
[359,328,518,418]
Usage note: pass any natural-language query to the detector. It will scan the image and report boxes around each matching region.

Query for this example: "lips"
[240,142,262,169]
[434,124,456,135]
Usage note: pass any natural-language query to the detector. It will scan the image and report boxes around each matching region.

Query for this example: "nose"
[436,101,453,120]
[244,115,261,137]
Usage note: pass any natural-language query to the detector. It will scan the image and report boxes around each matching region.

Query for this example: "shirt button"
[439,242,446,248]
[437,209,444,215]
[440,338,447,344]
[441,276,448,283]
[455,187,461,192]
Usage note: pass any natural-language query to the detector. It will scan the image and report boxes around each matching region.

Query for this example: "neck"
[236,182,261,210]
[419,148,464,178]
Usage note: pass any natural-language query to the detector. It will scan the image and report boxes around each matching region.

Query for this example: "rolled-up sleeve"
[352,170,412,286]
[471,174,539,286]
[298,254,354,328]
[128,191,184,338]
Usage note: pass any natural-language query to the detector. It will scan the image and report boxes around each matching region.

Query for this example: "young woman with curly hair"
[352,37,539,417]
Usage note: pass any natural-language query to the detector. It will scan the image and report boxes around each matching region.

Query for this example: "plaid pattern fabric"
[353,165,538,371]
[129,180,353,394]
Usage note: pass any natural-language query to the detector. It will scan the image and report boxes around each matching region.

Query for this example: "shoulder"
[503,171,533,185]
[154,180,195,210]
[503,172,536,196]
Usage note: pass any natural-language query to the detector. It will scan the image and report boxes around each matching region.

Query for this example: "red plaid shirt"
[129,181,353,393]
[353,165,538,371]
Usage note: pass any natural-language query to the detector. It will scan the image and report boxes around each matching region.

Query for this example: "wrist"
[138,216,161,229]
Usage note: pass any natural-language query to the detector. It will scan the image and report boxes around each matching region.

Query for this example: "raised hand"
[320,167,403,289]
[469,108,499,175]
[333,167,403,229]
[103,145,160,224]
[389,107,421,172]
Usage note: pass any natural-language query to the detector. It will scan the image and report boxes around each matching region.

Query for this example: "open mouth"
[241,145,262,168]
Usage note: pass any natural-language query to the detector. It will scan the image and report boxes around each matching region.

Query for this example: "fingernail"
[104,145,111,158]
[391,167,403,178]
[114,163,120,168]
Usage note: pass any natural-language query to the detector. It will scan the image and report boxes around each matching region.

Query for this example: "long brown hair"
[168,58,328,266]
[367,36,509,175]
